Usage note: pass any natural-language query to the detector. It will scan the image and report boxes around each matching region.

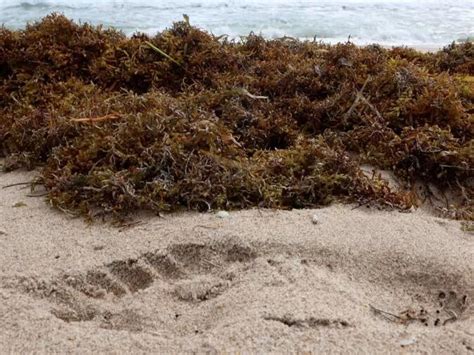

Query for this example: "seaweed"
[0,14,472,220]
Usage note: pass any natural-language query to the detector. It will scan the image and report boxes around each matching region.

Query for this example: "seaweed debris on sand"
[0,15,472,220]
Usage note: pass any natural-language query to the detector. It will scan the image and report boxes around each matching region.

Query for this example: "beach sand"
[0,168,472,353]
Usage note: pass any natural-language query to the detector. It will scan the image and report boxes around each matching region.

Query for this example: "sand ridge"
[0,169,473,353]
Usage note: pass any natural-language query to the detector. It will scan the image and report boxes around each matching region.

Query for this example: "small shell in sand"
[216,211,230,219]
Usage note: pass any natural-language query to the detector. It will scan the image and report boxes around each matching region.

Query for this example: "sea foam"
[1,0,473,46]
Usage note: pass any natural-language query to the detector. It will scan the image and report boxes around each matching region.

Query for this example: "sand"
[0,168,473,353]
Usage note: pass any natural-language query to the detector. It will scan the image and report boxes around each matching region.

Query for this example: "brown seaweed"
[0,14,472,220]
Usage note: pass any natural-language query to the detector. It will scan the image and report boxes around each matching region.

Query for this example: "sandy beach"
[1,168,472,353]
[0,4,472,353]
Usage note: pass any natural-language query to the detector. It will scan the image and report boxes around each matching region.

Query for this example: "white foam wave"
[1,0,473,46]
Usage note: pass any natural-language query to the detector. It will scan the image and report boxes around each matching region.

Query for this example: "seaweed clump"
[0,14,472,220]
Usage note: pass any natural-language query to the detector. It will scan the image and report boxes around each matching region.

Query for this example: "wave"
[1,0,473,46]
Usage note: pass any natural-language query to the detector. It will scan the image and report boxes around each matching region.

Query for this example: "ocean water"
[1,0,473,47]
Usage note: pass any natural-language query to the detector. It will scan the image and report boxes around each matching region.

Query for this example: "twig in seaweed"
[358,94,384,124]
[145,41,182,67]
[239,88,269,100]
[9,93,21,105]
[71,113,121,123]
[455,178,471,202]
[2,181,34,189]
[344,76,371,120]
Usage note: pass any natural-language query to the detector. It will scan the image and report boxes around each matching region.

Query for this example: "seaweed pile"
[1,15,472,220]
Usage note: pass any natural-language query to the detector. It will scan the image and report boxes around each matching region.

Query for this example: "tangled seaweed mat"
[0,15,472,220]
